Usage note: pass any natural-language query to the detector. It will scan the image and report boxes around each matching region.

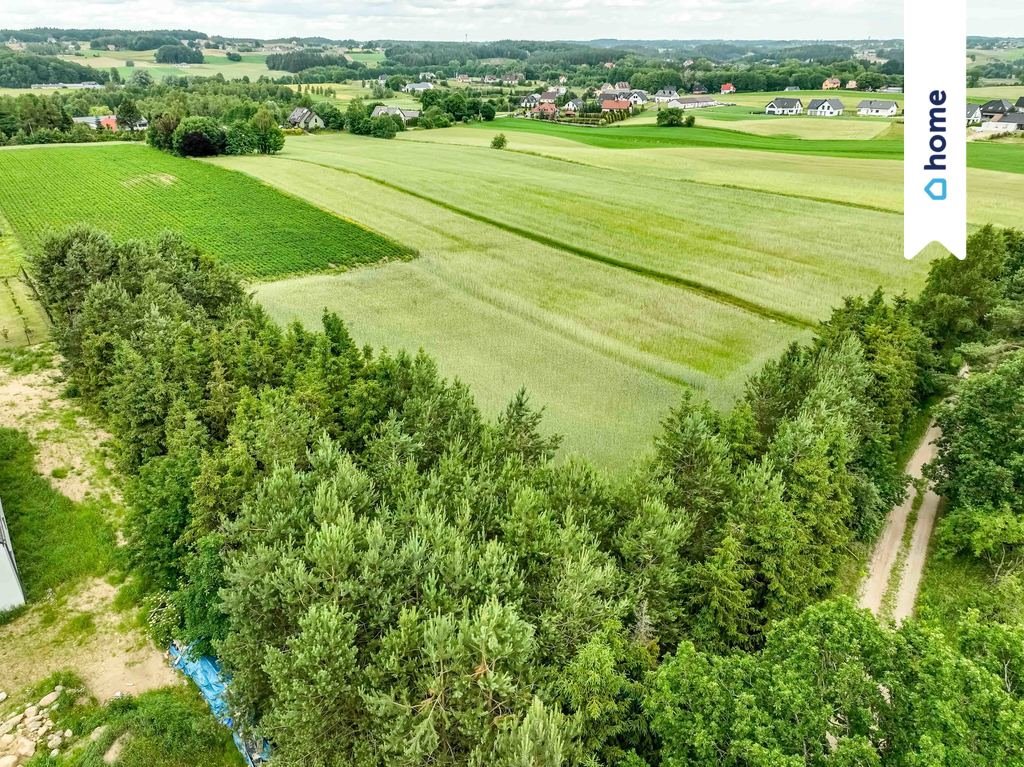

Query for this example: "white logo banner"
[904,0,967,260]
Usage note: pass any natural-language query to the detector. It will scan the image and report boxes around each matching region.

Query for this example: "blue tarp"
[169,644,268,766]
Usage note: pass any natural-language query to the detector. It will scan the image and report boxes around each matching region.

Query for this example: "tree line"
[27,224,1024,765]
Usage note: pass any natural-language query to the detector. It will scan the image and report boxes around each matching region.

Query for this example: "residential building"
[721,82,736,94]
[532,102,559,119]
[822,77,842,90]
[601,99,631,113]
[520,93,540,108]
[665,96,717,110]
[653,87,680,103]
[539,90,560,103]
[857,99,899,117]
[765,97,803,115]
[287,107,325,130]
[846,80,859,89]
[981,99,1015,118]
[370,105,421,124]
[808,98,844,116]
[784,85,801,92]
[562,98,584,113]
[879,86,903,94]
[627,90,649,106]
[615,81,631,90]
[966,103,983,125]
[692,84,708,95]
[1016,96,1024,110]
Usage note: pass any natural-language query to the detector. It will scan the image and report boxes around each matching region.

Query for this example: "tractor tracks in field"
[282,156,814,330]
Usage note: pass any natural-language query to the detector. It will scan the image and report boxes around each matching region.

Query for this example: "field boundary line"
[282,156,815,330]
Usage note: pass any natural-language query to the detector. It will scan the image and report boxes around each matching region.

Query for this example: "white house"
[287,107,325,130]
[966,103,983,125]
[666,96,717,110]
[403,82,434,93]
[765,97,803,115]
[653,87,680,103]
[857,99,899,117]
[370,105,421,124]
[627,90,649,106]
[807,98,844,117]
[0,498,26,612]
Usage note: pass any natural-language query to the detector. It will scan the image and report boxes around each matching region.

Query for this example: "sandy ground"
[0,359,180,701]
[858,424,941,617]
[891,486,941,623]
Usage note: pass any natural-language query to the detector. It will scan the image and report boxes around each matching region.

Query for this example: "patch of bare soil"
[0,363,118,504]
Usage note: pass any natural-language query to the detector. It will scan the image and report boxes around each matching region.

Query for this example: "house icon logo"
[925,178,947,201]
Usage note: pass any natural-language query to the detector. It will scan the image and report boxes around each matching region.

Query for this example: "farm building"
[403,82,434,93]
[765,98,803,115]
[980,99,1015,118]
[784,86,801,92]
[370,105,421,124]
[665,96,717,110]
[721,83,736,94]
[0,498,26,612]
[967,103,983,125]
[822,77,842,90]
[653,87,680,103]
[980,113,1024,132]
[288,107,325,130]
[808,98,845,117]
[857,100,899,117]
[879,86,903,94]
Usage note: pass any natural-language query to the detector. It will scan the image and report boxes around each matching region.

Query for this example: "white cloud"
[0,0,1018,41]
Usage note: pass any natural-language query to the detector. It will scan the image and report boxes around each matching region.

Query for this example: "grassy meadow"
[0,144,413,279]
[58,47,290,81]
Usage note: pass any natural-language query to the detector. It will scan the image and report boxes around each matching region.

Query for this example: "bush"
[154,44,204,65]
[656,108,696,128]
[172,117,226,157]
[225,122,257,155]
[226,51,242,62]
[370,114,397,139]
[491,133,507,150]
[481,102,497,121]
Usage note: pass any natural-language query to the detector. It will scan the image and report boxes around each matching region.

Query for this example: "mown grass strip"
[285,155,814,329]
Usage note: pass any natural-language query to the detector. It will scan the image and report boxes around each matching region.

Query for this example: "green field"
[0,144,413,279]
[58,47,291,81]
[200,130,945,464]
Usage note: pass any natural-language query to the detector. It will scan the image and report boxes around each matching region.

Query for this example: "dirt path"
[892,484,941,623]
[857,424,941,617]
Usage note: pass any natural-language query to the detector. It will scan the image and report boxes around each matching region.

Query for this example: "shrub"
[225,122,257,155]
[172,117,226,157]
[491,133,507,150]
[370,114,397,139]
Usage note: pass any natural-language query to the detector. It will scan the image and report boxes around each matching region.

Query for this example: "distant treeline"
[0,48,106,88]
[154,44,205,64]
[264,51,364,73]
[1,28,206,45]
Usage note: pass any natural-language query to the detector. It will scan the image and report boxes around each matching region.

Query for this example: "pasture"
[58,47,290,81]
[0,144,413,279]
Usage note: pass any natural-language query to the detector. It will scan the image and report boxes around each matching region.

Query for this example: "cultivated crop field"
[0,144,413,279]
[59,47,291,81]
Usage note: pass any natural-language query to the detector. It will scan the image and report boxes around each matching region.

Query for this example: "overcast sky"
[0,0,1019,42]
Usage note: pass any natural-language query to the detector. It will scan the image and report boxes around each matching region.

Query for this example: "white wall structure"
[0,498,26,611]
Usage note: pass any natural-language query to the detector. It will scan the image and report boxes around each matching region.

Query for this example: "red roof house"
[532,102,559,119]
[600,99,631,112]
[98,115,118,130]
[720,83,736,94]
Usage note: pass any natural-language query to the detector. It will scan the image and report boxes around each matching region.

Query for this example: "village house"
[808,98,844,117]
[371,105,421,124]
[653,87,680,103]
[627,90,649,106]
[501,73,525,85]
[1016,96,1024,110]
[418,72,437,81]
[455,73,471,83]
[764,97,803,115]
[483,74,498,84]
[562,98,584,114]
[692,84,708,95]
[979,113,1024,133]
[532,102,559,119]
[966,103,983,125]
[879,86,903,94]
[857,99,899,117]
[600,82,615,92]
[784,85,801,92]
[601,99,631,113]
[288,107,325,130]
[980,99,1015,119]
[615,81,631,90]
[846,80,859,90]
[721,83,736,94]
[403,81,434,93]
[822,77,842,90]
[520,93,541,108]
[539,90,560,103]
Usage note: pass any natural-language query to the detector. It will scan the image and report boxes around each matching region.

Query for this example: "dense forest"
[26,222,1024,765]
[0,48,106,88]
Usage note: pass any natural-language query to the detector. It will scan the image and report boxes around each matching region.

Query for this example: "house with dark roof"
[981,99,1015,118]
[692,84,708,95]
[857,99,899,117]
[627,90,649,106]
[966,103,983,125]
[1016,96,1024,110]
[979,112,1024,133]
[666,96,717,110]
[653,87,680,103]
[371,105,421,124]
[562,98,584,113]
[808,98,844,117]
[539,90,560,103]
[520,93,540,108]
[765,97,803,115]
[288,107,325,130]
